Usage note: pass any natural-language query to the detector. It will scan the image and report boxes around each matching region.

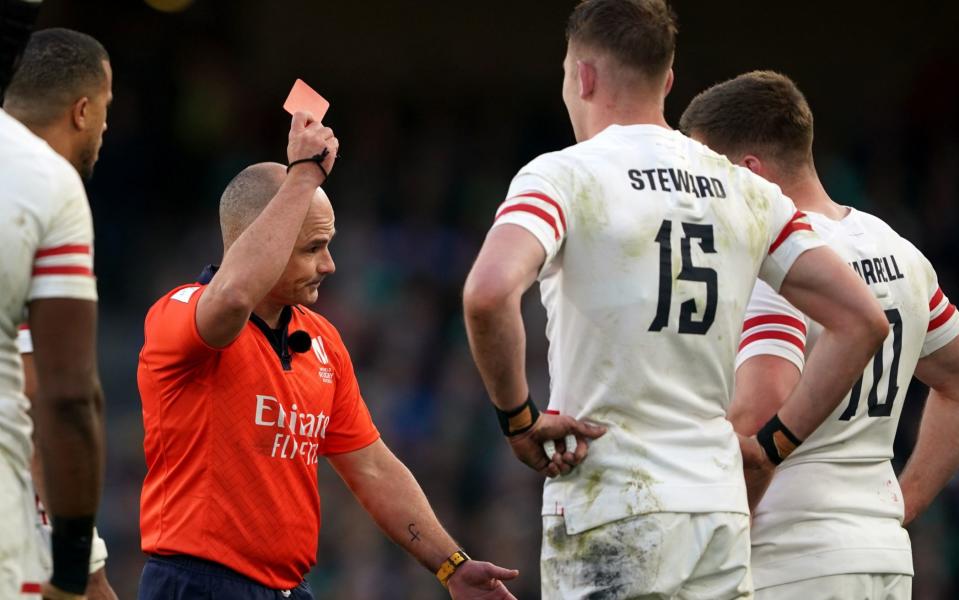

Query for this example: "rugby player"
[680,70,959,599]
[3,28,117,600]
[463,1,890,598]
[0,25,108,600]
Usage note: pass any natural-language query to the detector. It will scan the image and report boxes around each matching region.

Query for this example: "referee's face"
[271,190,336,307]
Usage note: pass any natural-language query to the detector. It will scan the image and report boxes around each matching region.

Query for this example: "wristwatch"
[435,549,470,588]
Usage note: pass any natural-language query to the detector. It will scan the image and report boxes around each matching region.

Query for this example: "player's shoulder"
[846,207,906,239]
[846,208,926,258]
[517,145,582,183]
[0,111,80,193]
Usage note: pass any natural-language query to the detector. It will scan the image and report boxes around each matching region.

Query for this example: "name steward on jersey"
[627,168,727,199]
[850,254,904,285]
[254,394,329,465]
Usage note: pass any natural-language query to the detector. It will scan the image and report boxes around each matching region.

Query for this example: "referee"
[136,113,518,599]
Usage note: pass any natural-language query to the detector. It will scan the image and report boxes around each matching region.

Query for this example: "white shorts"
[0,454,48,598]
[541,512,753,599]
[756,573,911,600]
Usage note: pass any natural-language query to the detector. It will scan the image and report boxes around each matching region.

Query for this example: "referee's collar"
[197,264,300,370]
[197,264,217,284]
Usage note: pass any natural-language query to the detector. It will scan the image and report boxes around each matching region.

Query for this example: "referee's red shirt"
[138,282,379,589]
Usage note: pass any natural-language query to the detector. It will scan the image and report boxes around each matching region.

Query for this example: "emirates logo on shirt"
[254,394,330,464]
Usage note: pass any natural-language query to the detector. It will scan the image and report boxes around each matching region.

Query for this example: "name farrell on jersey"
[850,254,905,285]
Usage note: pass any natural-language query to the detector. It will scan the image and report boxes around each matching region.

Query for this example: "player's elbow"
[36,374,102,428]
[462,271,515,320]
[846,302,889,355]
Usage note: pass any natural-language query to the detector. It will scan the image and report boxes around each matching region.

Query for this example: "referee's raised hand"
[287,110,338,181]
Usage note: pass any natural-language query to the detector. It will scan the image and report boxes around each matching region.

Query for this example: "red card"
[283,79,330,121]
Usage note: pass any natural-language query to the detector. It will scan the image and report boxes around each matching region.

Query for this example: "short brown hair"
[566,0,677,79]
[3,28,109,126]
[679,71,814,166]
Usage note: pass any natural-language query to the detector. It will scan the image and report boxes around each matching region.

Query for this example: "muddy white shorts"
[541,511,752,599]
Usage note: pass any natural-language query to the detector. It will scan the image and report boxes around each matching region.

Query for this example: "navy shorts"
[138,554,315,600]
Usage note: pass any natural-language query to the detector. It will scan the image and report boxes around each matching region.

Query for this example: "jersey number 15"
[649,220,717,335]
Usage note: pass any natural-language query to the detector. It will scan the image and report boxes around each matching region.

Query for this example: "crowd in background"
[29,1,959,598]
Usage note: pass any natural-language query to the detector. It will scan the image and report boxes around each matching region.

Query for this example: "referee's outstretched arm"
[329,439,519,597]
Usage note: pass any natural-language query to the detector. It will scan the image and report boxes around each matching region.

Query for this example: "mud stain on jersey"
[741,181,773,258]
[625,467,662,515]
[572,172,609,239]
[621,235,647,259]
[583,469,604,506]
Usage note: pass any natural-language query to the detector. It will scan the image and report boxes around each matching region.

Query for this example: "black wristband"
[756,414,803,465]
[495,395,540,436]
[287,148,330,181]
[50,515,95,595]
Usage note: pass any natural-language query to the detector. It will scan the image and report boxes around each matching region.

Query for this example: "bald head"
[219,162,286,248]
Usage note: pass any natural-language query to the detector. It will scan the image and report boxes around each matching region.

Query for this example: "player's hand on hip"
[447,560,519,599]
[287,110,339,179]
[738,433,775,512]
[508,413,606,478]
[41,581,85,600]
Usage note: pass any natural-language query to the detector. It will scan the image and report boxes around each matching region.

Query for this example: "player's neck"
[779,171,848,221]
[29,123,81,173]
[583,102,670,140]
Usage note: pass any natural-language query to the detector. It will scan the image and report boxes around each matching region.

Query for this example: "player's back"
[494,124,821,534]
[740,208,959,587]
[0,108,96,476]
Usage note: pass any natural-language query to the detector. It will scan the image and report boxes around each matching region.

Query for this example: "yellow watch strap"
[435,550,470,588]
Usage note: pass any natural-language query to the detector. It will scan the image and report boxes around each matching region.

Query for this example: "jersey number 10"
[838,308,903,420]
[649,220,718,335]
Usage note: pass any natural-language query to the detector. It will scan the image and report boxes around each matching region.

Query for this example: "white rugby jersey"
[491,124,823,534]
[0,109,97,479]
[737,208,959,588]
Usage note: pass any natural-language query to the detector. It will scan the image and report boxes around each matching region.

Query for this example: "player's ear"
[577,60,596,99]
[663,68,674,97]
[742,155,764,176]
[71,96,90,131]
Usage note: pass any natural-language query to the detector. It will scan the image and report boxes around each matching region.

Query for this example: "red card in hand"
[283,79,330,121]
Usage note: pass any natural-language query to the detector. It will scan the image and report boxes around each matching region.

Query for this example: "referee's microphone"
[288,330,312,354]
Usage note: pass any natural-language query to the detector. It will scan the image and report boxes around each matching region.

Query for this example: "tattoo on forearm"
[408,523,421,542]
